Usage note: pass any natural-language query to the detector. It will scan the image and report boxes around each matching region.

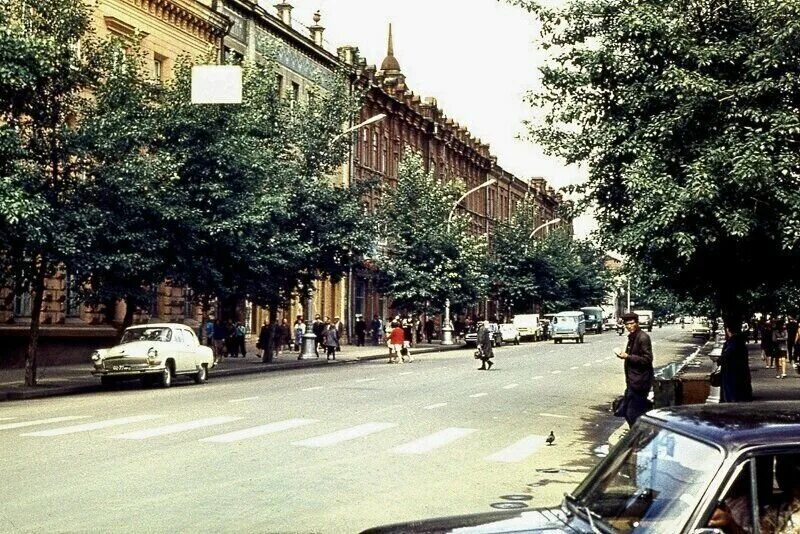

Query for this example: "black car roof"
[644,401,800,451]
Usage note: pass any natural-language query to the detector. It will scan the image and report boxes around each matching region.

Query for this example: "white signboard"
[191,65,242,104]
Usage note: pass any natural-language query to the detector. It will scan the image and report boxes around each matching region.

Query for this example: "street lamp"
[298,113,387,360]
[528,217,561,239]
[441,177,497,345]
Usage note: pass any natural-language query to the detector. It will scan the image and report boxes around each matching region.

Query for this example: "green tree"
[515,0,800,321]
[492,199,611,314]
[155,58,374,358]
[0,0,103,385]
[375,152,488,314]
[74,44,179,330]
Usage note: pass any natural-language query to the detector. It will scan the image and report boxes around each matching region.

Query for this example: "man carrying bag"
[614,312,654,426]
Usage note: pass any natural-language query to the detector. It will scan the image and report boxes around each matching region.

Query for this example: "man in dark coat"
[476,319,494,370]
[616,312,654,426]
[354,315,367,346]
[718,322,753,402]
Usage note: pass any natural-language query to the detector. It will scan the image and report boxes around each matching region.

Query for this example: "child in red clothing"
[387,321,405,363]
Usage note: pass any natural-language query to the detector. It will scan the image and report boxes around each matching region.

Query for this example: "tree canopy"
[491,199,611,314]
[374,153,488,314]
[515,0,800,318]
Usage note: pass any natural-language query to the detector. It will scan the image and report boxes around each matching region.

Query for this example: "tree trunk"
[121,296,136,332]
[264,305,278,363]
[25,259,48,386]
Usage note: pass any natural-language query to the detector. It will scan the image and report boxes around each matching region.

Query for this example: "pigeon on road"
[546,431,555,446]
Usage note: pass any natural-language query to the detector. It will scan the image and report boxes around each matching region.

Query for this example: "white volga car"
[91,323,214,388]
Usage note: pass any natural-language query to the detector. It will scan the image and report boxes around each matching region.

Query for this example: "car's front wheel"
[193,363,208,384]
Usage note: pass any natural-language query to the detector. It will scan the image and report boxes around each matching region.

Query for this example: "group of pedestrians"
[754,315,800,379]
[204,318,247,362]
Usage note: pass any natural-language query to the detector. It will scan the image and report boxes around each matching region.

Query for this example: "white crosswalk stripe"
[114,416,241,440]
[21,415,162,437]
[0,416,90,431]
[200,419,316,443]
[293,422,396,447]
[0,417,17,422]
[485,435,546,462]
[390,427,476,454]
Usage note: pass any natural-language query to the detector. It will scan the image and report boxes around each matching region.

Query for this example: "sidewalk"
[0,339,465,402]
[745,340,800,402]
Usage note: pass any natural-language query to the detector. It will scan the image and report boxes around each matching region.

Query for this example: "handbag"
[612,395,627,417]
[709,367,722,387]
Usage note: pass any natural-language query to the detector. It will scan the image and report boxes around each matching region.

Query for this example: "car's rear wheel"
[160,363,173,388]
[193,363,208,384]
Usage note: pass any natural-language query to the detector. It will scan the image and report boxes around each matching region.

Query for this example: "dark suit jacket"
[625,328,654,395]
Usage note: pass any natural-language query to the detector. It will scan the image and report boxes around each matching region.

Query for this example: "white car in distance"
[91,323,215,388]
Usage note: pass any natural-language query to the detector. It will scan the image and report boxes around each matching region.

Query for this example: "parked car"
[633,309,654,331]
[91,323,215,388]
[691,317,712,339]
[361,402,800,534]
[464,323,502,347]
[512,314,542,341]
[580,306,605,334]
[551,311,586,344]
[497,323,520,345]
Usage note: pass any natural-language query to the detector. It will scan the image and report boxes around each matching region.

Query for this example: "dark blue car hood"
[360,506,592,533]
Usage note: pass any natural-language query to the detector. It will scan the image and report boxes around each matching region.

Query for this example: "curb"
[0,343,466,402]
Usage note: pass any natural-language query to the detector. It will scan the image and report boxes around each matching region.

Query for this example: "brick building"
[0,4,566,366]
[345,26,566,325]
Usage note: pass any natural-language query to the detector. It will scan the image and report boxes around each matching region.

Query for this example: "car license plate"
[112,365,131,371]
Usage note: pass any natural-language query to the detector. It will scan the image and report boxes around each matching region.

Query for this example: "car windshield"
[571,421,722,533]
[556,316,577,324]
[120,327,172,343]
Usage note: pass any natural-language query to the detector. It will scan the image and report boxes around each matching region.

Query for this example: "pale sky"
[266,0,596,237]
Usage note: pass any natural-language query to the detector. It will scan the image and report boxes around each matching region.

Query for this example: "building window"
[291,81,300,101]
[65,273,81,318]
[372,131,378,169]
[13,291,32,317]
[183,288,195,319]
[361,128,369,163]
[153,57,163,83]
[354,280,366,317]
[276,74,284,97]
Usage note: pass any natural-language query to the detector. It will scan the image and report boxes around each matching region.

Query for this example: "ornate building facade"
[344,27,567,326]
[0,0,229,365]
[0,3,566,365]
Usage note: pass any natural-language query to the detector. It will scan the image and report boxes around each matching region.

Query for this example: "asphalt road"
[0,325,700,533]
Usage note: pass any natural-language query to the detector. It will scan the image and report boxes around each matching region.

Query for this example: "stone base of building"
[0,325,119,368]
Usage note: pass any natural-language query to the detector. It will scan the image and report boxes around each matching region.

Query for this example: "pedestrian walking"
[235,321,247,358]
[387,321,404,364]
[371,314,382,346]
[323,324,338,361]
[258,320,270,361]
[225,320,238,357]
[293,316,305,351]
[718,322,753,402]
[212,319,227,363]
[203,316,214,347]
[333,316,344,351]
[773,318,789,379]
[761,318,774,367]
[312,314,324,357]
[787,316,798,366]
[476,319,494,370]
[615,312,654,427]
[425,317,435,343]
[354,315,366,346]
